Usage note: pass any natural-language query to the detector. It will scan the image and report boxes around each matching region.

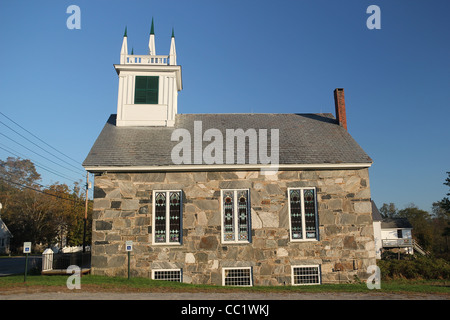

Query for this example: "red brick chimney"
[334,88,347,130]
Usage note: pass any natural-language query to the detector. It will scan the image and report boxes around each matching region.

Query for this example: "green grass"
[0,274,448,295]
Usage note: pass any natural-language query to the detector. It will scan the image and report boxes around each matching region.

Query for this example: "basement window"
[222,267,253,287]
[291,265,320,286]
[291,265,321,285]
[152,269,182,282]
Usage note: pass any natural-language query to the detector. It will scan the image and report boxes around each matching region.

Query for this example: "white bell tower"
[115,20,182,127]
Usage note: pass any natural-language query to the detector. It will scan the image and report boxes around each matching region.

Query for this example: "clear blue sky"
[0,0,449,212]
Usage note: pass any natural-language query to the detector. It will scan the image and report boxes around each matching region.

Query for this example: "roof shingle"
[82,113,372,169]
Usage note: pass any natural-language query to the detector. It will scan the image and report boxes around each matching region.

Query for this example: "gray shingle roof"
[371,201,383,221]
[381,218,413,229]
[82,113,372,169]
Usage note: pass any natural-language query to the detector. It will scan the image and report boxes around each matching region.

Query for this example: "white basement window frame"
[152,190,183,245]
[220,189,251,244]
[291,265,321,285]
[222,267,253,287]
[151,269,183,282]
[287,187,319,242]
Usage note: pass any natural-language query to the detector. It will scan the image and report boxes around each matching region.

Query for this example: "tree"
[0,157,90,253]
[0,157,41,187]
[379,202,398,218]
[398,204,434,251]
[433,172,450,258]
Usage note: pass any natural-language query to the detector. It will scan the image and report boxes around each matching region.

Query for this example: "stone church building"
[83,23,376,286]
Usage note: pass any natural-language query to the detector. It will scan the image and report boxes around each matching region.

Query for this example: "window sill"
[221,241,251,245]
[290,239,319,243]
[151,242,182,246]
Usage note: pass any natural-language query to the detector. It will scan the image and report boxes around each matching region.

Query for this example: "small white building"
[372,201,414,258]
[371,201,383,259]
[0,218,13,255]
[380,218,414,255]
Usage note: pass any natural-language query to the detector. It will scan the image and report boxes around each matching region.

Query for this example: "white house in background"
[372,201,415,258]
[371,201,383,259]
[0,213,13,255]
[380,218,414,255]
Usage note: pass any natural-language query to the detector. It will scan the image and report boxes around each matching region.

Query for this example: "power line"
[0,176,85,204]
[0,131,85,178]
[0,168,78,196]
[0,143,82,183]
[0,118,85,175]
[0,111,82,167]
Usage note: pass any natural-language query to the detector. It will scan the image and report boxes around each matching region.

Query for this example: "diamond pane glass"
[154,192,166,243]
[223,191,234,241]
[169,192,181,243]
[290,189,302,239]
[304,189,317,239]
[237,190,249,241]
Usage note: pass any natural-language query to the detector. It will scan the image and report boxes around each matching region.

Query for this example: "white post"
[42,248,54,272]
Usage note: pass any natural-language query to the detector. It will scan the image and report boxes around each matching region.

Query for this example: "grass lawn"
[0,274,448,295]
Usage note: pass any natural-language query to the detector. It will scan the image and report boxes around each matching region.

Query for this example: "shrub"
[378,256,450,280]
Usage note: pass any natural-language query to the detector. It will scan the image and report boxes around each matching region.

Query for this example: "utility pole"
[83,172,89,253]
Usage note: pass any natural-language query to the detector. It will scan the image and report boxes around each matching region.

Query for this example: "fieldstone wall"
[91,169,376,285]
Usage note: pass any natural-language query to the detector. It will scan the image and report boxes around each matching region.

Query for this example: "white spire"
[148,18,156,55]
[169,28,177,65]
[120,27,128,64]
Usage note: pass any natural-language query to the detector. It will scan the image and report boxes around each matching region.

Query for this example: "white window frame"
[222,267,253,287]
[152,190,182,245]
[287,187,319,242]
[220,189,251,244]
[291,265,321,286]
[151,268,182,282]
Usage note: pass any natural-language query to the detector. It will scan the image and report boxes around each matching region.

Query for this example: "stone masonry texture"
[91,169,376,285]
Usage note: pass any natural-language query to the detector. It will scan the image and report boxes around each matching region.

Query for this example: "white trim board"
[84,162,372,173]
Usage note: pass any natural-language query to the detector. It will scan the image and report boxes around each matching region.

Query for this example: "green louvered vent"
[135,76,159,104]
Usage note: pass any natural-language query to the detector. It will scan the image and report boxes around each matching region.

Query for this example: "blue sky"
[0,0,449,212]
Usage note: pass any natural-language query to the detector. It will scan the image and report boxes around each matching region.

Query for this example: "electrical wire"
[0,111,82,167]
[0,143,82,183]
[0,176,85,204]
[0,131,85,177]
[0,119,85,175]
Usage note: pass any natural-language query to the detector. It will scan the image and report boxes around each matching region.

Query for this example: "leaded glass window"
[289,189,303,240]
[304,189,317,239]
[221,189,251,243]
[223,191,234,241]
[288,188,318,241]
[169,192,181,243]
[238,191,249,241]
[154,192,166,243]
[152,190,182,245]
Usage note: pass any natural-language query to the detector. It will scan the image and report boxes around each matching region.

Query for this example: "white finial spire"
[169,28,177,65]
[120,27,128,64]
[148,18,156,55]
